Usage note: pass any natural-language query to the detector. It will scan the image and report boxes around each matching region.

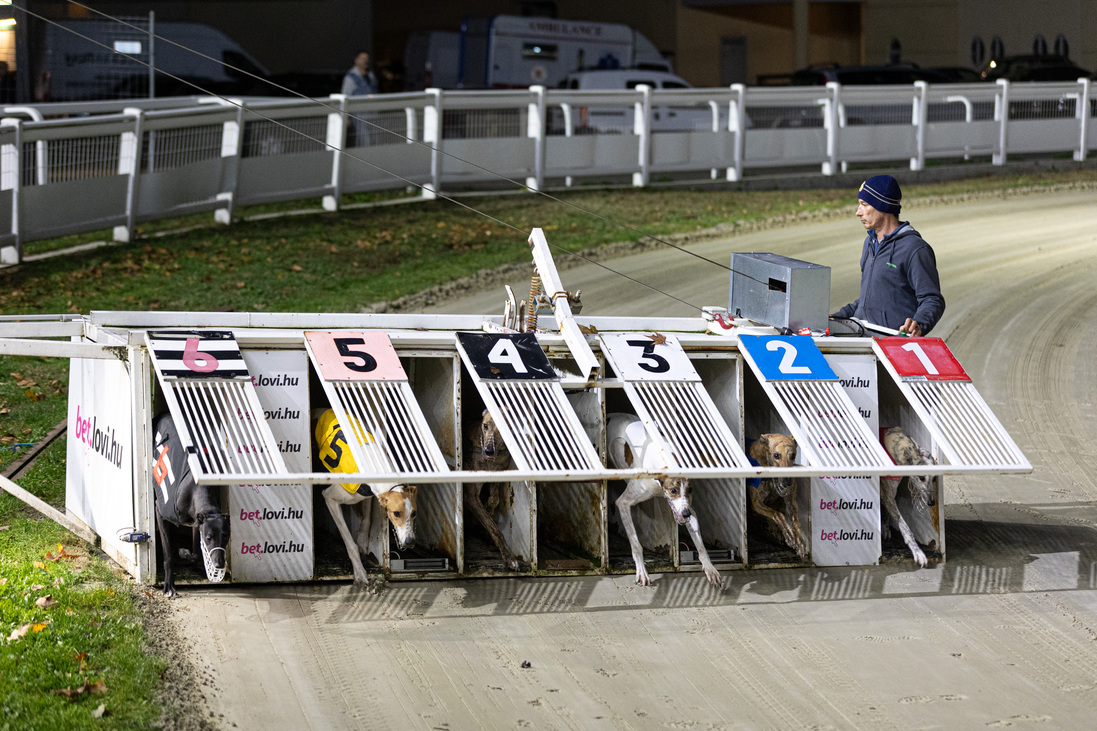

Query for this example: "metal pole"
[148,11,155,99]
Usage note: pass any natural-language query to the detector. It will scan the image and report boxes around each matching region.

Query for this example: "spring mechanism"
[525,273,542,332]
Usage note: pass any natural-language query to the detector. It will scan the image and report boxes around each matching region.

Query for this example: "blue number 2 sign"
[739,335,837,382]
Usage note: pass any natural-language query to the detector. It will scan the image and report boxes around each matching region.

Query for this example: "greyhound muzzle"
[200,532,227,583]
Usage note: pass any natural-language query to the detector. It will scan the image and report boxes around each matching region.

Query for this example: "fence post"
[1076,77,1090,162]
[633,84,651,187]
[323,94,347,211]
[0,118,20,264]
[114,108,142,244]
[423,88,441,200]
[911,81,928,171]
[994,79,1009,166]
[527,85,545,192]
[823,82,839,175]
[728,84,746,182]
[215,101,243,224]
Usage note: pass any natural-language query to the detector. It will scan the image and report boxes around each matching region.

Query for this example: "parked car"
[978,54,1094,81]
[790,63,952,86]
[556,69,717,133]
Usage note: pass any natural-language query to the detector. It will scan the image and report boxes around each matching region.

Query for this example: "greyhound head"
[376,485,418,550]
[196,510,227,580]
[477,409,509,463]
[751,434,798,493]
[661,476,694,526]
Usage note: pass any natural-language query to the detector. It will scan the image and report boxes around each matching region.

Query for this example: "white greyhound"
[881,426,936,567]
[314,409,418,588]
[606,413,722,587]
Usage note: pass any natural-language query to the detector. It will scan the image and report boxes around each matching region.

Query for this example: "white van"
[44,21,270,101]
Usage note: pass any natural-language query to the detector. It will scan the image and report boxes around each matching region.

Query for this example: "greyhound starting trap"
[0,230,1031,587]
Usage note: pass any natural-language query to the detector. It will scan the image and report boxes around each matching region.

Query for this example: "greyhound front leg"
[781,483,808,559]
[749,483,801,558]
[616,480,652,586]
[880,478,927,567]
[683,516,722,587]
[354,497,373,558]
[464,483,519,571]
[326,493,370,587]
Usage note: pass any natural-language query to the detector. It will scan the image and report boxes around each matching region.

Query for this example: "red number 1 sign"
[876,337,970,381]
[305,331,407,381]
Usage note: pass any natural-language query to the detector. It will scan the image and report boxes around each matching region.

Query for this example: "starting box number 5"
[305,331,407,381]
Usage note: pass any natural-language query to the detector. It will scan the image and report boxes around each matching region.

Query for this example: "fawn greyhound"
[606,413,722,587]
[314,409,418,589]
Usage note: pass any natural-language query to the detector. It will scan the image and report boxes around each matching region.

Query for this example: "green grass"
[0,167,1094,727]
[1,439,165,731]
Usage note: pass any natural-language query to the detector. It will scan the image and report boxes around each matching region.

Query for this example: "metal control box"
[729,252,831,331]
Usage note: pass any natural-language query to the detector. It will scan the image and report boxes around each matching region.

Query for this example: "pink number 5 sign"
[876,337,970,381]
[305,331,407,381]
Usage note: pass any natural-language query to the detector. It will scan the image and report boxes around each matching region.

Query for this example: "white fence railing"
[1,77,1094,264]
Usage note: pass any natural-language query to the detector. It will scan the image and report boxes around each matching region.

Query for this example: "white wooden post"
[633,84,651,187]
[994,79,1009,166]
[728,84,746,182]
[1076,77,1090,162]
[323,94,347,211]
[0,118,19,264]
[527,85,545,192]
[423,88,441,200]
[911,81,928,171]
[114,108,142,243]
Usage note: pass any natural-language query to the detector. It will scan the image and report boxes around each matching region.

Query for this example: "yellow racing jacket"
[313,409,370,494]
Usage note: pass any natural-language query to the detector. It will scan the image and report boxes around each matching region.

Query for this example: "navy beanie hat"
[858,175,902,215]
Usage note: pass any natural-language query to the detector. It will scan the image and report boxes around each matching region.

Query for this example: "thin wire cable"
[57,1,735,275]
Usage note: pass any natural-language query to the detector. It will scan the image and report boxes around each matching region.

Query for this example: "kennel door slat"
[739,334,893,469]
[600,332,752,472]
[873,337,1031,471]
[455,332,602,474]
[146,330,287,481]
[304,331,453,480]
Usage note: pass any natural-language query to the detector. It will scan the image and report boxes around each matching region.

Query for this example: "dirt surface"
[149,186,1097,729]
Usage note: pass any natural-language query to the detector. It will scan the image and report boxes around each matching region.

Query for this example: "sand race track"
[158,186,1097,730]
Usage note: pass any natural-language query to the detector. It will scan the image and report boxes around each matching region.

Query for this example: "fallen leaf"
[24,390,41,401]
[36,594,57,608]
[31,622,47,633]
[31,583,44,591]
[16,379,34,387]
[0,577,6,585]
[75,651,87,661]
[0,526,7,531]
[291,264,303,271]
[91,704,109,719]
[236,281,246,288]
[648,332,667,345]
[32,561,45,569]
[7,624,30,641]
[9,372,22,379]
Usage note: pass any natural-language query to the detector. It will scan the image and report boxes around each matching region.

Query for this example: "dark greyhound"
[464,409,520,571]
[152,412,227,598]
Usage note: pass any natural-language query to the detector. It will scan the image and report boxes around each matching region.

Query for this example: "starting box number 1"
[875,337,970,381]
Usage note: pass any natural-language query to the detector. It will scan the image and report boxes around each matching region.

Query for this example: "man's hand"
[899,318,922,337]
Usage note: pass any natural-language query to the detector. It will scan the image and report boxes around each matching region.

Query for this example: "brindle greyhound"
[464,409,521,571]
[881,426,937,567]
[747,434,807,559]
[314,409,418,589]
[607,413,722,587]
[152,412,227,598]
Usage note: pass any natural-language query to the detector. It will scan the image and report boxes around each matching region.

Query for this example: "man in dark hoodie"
[831,175,945,336]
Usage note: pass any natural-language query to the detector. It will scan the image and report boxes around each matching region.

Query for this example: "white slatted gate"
[146,330,287,480]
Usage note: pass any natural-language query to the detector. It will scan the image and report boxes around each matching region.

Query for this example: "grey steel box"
[728,252,830,331]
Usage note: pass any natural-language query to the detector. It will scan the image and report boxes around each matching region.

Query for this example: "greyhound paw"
[163,586,178,599]
[703,566,723,587]
[635,568,652,586]
[911,546,928,567]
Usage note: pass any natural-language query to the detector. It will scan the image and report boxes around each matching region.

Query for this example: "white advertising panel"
[812,354,881,566]
[66,358,136,564]
[229,350,312,582]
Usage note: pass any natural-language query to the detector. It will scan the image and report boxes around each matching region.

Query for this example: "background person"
[340,50,379,147]
[341,50,378,96]
[831,175,945,336]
